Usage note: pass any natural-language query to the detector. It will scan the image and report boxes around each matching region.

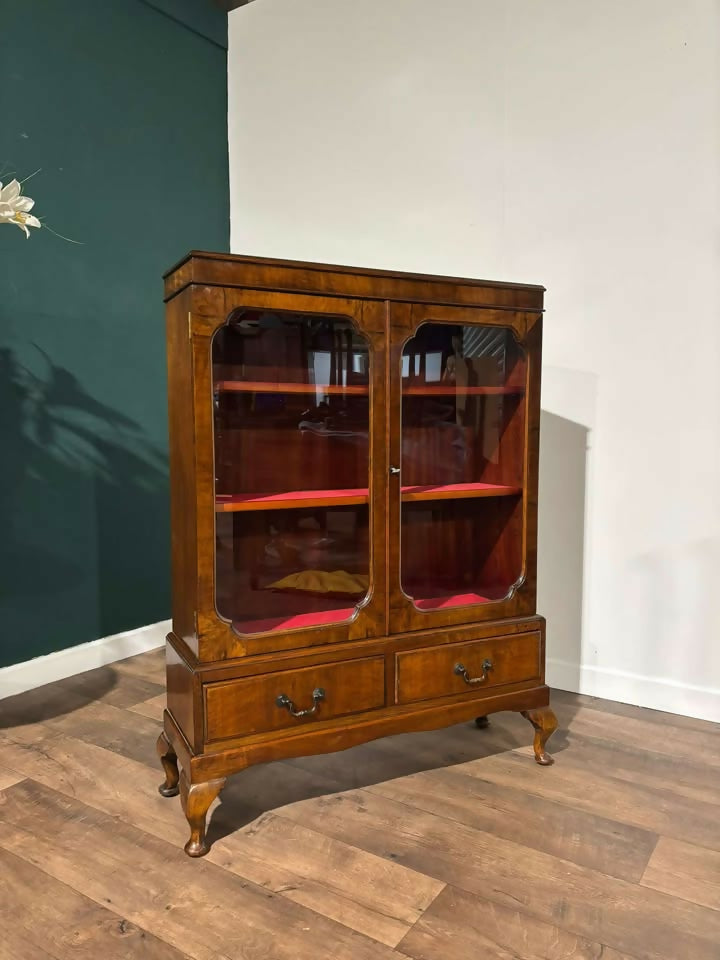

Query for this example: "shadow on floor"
[203,701,576,848]
[0,666,118,728]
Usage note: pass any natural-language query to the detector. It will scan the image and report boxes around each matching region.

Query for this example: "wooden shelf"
[216,488,369,511]
[216,381,520,397]
[216,482,520,512]
[216,380,368,395]
[401,482,521,502]
[402,384,523,396]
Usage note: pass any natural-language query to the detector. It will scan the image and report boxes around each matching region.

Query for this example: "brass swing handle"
[454,659,493,685]
[276,687,326,718]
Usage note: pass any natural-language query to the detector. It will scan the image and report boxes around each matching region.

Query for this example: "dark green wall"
[0,1,229,667]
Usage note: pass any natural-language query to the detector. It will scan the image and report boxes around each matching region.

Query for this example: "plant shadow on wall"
[0,344,168,719]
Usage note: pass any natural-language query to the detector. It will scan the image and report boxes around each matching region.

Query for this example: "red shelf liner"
[403,384,524,396]
[216,482,521,512]
[216,488,369,511]
[233,607,355,634]
[413,592,491,610]
[216,380,368,395]
[233,592,499,631]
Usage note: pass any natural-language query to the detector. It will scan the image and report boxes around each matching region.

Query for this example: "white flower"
[0,179,41,238]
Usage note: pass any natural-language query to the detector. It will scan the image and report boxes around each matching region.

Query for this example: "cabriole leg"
[156,731,180,798]
[521,706,558,765]
[179,770,226,858]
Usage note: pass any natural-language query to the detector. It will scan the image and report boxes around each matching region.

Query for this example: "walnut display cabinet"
[158,252,557,857]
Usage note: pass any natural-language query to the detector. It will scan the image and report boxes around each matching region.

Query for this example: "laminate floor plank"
[0,726,437,948]
[0,684,95,732]
[551,687,719,735]
[0,724,204,852]
[0,845,188,960]
[113,647,167,685]
[211,812,445,947]
[55,665,165,709]
[0,767,25,791]
[0,780,409,960]
[546,728,720,806]
[398,884,639,960]
[367,766,658,881]
[0,719,353,850]
[1,651,717,960]
[280,788,720,960]
[45,700,162,769]
[557,705,720,768]
[284,712,529,791]
[459,748,720,851]
[0,934,55,960]
[127,693,167,722]
[641,836,720,911]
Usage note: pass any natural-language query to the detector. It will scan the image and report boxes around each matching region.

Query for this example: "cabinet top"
[164,251,544,311]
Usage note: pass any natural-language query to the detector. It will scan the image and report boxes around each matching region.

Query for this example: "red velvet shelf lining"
[216,488,369,511]
[232,591,501,633]
[216,482,521,511]
[413,592,491,610]
[233,607,355,634]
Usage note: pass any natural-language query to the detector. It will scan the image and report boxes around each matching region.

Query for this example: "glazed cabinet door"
[189,288,387,660]
[387,302,542,633]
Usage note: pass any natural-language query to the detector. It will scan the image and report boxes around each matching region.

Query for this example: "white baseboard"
[547,657,720,724]
[0,620,170,701]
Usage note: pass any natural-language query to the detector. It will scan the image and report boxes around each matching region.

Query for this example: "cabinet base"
[159,687,557,857]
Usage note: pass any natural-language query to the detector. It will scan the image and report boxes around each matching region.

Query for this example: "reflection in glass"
[213,311,370,634]
[400,323,527,611]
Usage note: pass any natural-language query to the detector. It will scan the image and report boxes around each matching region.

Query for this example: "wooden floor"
[0,649,718,960]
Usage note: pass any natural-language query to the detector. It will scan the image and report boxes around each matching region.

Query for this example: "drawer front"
[396,632,541,705]
[205,656,386,742]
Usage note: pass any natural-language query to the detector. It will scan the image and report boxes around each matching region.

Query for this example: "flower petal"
[10,218,30,238]
[25,214,41,229]
[0,180,21,203]
[14,196,34,212]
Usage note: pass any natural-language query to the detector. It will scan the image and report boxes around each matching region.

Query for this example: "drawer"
[205,656,385,742]
[395,632,541,705]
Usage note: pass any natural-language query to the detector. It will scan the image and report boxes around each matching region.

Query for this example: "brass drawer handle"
[276,687,325,718]
[454,659,493,685]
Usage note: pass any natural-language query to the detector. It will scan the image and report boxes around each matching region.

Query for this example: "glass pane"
[213,310,370,634]
[400,323,526,611]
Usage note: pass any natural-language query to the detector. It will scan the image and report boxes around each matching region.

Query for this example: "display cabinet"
[158,252,557,857]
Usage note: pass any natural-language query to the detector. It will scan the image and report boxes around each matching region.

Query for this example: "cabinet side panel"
[166,639,200,751]
[523,314,543,609]
[166,291,198,653]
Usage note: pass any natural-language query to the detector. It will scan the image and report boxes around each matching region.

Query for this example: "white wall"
[228,0,720,721]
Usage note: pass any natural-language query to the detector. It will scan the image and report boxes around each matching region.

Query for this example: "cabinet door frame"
[189,285,388,660]
[387,301,543,634]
